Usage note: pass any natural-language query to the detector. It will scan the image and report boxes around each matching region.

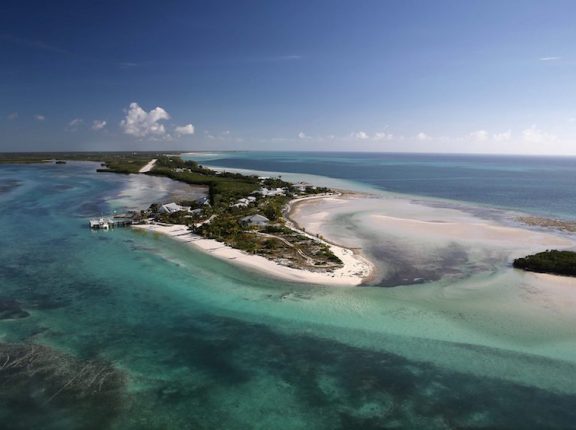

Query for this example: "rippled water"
[2,161,576,429]
[192,151,576,219]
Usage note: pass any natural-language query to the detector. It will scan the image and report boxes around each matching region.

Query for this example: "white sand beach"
[139,159,157,173]
[132,222,373,286]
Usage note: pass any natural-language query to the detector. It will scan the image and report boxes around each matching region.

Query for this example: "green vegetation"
[0,153,51,164]
[0,152,160,173]
[513,250,576,277]
[148,156,294,207]
[95,154,154,174]
[193,215,343,269]
[142,156,343,270]
[150,156,261,204]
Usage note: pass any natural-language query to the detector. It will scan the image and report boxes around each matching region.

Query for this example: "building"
[239,214,270,227]
[232,196,257,208]
[159,202,186,214]
[257,187,286,197]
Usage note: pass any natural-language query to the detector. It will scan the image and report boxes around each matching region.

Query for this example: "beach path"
[139,159,157,173]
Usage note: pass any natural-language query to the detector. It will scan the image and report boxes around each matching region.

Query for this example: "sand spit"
[132,222,373,286]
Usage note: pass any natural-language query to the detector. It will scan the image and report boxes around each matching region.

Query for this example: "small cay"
[125,156,373,285]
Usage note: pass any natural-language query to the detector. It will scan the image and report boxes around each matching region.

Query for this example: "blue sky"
[2,0,576,154]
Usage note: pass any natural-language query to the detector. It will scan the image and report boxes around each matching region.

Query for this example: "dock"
[89,217,133,229]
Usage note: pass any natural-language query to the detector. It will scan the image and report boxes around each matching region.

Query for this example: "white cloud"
[539,56,561,61]
[416,132,430,141]
[493,130,512,142]
[7,112,18,120]
[469,130,489,142]
[120,102,170,138]
[34,114,45,121]
[522,126,556,144]
[298,131,311,140]
[175,124,195,136]
[66,118,84,132]
[91,120,107,130]
[351,131,369,140]
[374,132,394,141]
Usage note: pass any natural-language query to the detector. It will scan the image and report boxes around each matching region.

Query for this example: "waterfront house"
[240,214,270,227]
[232,196,257,208]
[257,187,286,197]
[159,202,187,214]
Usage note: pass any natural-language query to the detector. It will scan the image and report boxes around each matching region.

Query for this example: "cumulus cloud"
[120,102,170,138]
[175,124,195,136]
[34,114,45,121]
[416,132,430,141]
[92,120,107,131]
[469,130,489,142]
[298,131,311,140]
[493,130,512,142]
[522,126,556,143]
[7,112,18,120]
[351,131,369,140]
[374,132,394,141]
[66,118,84,132]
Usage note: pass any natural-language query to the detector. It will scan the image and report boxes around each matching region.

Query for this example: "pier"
[89,217,133,229]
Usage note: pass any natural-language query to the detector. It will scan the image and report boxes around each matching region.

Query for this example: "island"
[513,250,576,277]
[131,156,372,284]
[0,152,373,285]
[140,156,341,263]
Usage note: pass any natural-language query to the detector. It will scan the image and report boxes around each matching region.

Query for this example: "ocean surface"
[192,151,576,219]
[2,155,576,429]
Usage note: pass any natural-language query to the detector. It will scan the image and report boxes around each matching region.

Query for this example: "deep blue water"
[196,152,576,219]
[2,160,576,429]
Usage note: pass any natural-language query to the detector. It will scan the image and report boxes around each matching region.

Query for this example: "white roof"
[240,214,270,224]
[160,203,184,213]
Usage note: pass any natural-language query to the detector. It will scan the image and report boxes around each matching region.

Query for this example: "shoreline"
[127,160,576,288]
[132,215,374,286]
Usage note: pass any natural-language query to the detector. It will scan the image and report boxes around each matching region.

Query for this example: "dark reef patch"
[0,179,22,194]
[0,299,29,320]
[0,343,126,430]
[114,312,576,429]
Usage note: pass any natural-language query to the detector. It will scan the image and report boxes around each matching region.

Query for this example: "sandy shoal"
[288,193,575,254]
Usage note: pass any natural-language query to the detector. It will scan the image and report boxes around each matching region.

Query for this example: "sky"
[1,0,576,154]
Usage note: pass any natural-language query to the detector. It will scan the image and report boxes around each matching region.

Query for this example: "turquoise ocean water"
[2,155,576,429]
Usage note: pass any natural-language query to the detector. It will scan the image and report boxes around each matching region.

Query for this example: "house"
[159,202,186,214]
[294,182,309,192]
[257,187,286,197]
[232,196,257,208]
[196,196,210,206]
[240,214,270,227]
[233,198,250,208]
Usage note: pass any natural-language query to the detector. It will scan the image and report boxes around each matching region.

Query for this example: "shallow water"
[2,161,576,429]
